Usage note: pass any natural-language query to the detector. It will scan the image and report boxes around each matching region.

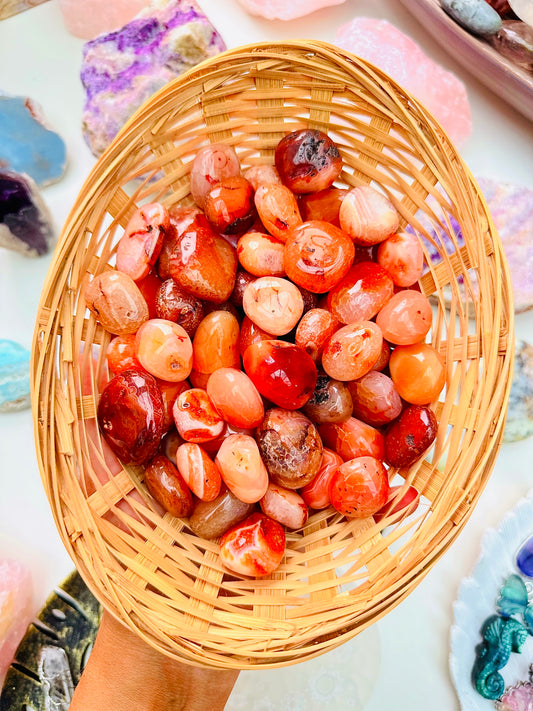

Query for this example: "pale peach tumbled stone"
[58,0,150,39]
[237,0,346,21]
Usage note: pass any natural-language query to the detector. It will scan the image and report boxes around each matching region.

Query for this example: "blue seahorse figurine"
[472,614,529,700]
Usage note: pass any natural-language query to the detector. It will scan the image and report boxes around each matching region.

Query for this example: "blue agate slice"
[0,339,31,412]
[0,94,67,187]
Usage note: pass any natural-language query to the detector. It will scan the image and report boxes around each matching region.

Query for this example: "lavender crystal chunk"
[80,0,226,157]
[407,178,533,313]
[0,170,54,257]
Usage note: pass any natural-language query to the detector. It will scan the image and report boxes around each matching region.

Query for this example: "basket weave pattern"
[31,41,514,669]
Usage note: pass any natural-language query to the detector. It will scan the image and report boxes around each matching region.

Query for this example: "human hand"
[70,610,239,711]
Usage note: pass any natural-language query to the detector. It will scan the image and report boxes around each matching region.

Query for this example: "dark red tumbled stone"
[97,368,165,465]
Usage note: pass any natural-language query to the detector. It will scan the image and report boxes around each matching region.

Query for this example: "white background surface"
[0,0,532,708]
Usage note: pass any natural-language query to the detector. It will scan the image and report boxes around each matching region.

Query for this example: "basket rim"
[30,39,515,669]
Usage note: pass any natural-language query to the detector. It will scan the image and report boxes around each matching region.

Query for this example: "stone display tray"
[0,571,101,711]
[399,0,533,124]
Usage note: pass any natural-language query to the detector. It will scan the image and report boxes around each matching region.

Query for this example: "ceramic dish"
[399,0,533,123]
[450,492,533,709]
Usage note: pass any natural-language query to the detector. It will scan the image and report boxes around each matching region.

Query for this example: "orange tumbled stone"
[207,368,264,429]
[192,311,240,374]
[283,220,355,293]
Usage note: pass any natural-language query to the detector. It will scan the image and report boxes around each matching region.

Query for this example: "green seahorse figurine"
[472,614,529,700]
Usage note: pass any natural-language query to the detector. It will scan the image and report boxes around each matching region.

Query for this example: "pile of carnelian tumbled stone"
[86,129,445,578]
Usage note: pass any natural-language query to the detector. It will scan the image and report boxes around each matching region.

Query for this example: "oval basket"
[31,40,514,670]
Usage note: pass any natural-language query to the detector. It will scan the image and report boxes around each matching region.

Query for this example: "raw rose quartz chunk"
[237,0,346,21]
[335,18,472,147]
[0,560,33,685]
[59,0,150,40]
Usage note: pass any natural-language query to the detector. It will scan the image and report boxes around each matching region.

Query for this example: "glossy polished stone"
[485,0,515,17]
[441,0,503,35]
[508,0,533,26]
[516,534,533,577]
[489,20,533,69]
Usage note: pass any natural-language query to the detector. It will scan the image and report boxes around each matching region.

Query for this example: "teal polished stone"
[0,94,67,188]
[0,339,31,412]
[441,0,503,35]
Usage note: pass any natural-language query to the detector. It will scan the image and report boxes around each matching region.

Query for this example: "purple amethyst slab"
[80,0,226,158]
[0,170,54,257]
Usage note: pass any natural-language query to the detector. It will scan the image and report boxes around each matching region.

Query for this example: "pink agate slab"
[335,17,472,148]
[236,0,347,21]
[0,560,33,686]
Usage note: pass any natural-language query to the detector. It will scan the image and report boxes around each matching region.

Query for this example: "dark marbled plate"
[0,571,101,711]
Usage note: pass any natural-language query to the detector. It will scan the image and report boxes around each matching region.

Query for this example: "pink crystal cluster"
[0,560,33,685]
[236,0,346,21]
[497,681,533,711]
[335,18,472,148]
[81,0,226,157]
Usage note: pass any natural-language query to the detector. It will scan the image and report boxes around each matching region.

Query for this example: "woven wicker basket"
[31,41,514,670]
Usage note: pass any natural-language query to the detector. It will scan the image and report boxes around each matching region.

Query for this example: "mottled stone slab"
[81,0,226,157]
[0,94,67,187]
[505,340,533,443]
[0,170,54,257]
